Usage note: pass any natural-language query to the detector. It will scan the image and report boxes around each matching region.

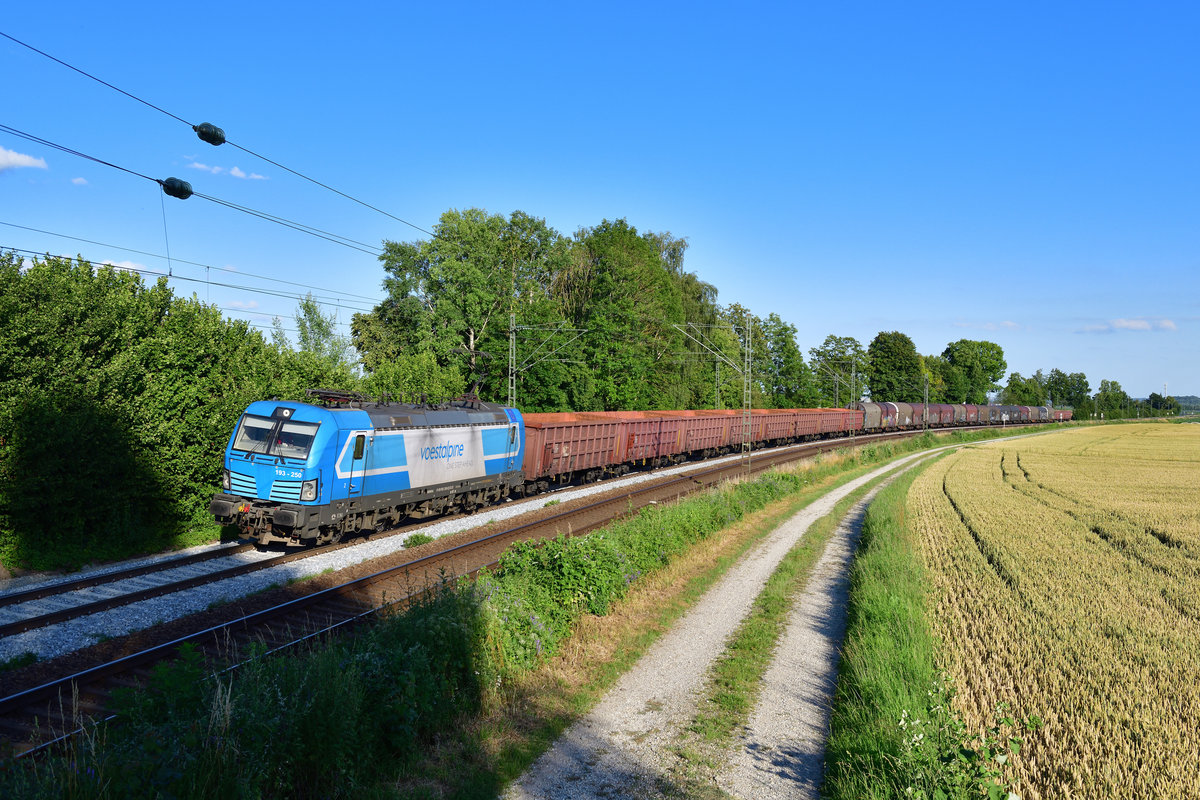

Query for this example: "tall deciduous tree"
[356,208,569,402]
[942,339,1006,403]
[761,313,818,407]
[272,293,358,390]
[866,331,923,402]
[923,354,967,402]
[564,220,686,409]
[1044,368,1090,408]
[1001,371,1046,405]
[808,335,868,406]
[1095,379,1131,418]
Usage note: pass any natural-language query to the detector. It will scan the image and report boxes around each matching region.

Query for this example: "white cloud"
[188,161,266,179]
[1112,318,1152,331]
[71,177,88,185]
[229,166,266,180]
[0,146,48,172]
[188,161,225,174]
[228,299,259,310]
[1078,317,1176,334]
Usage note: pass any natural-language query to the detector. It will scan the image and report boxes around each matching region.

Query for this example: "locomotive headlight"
[300,478,318,502]
[222,469,231,490]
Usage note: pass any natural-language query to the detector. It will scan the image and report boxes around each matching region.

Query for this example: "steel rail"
[0,543,256,609]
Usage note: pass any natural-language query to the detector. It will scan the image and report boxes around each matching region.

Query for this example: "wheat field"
[908,423,1200,798]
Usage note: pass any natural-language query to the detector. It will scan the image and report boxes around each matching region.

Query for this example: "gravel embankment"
[0,451,760,665]
[505,451,934,800]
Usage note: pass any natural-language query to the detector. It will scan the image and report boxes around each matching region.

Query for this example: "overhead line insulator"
[194,122,226,146]
[160,177,194,200]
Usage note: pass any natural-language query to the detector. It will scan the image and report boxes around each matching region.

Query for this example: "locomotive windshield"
[232,415,320,460]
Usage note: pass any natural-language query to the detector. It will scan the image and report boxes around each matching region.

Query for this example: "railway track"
[0,427,994,756]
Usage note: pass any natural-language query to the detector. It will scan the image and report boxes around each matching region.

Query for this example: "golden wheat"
[909,424,1200,799]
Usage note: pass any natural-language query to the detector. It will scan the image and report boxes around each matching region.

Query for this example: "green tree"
[1001,371,1046,405]
[278,293,356,370]
[717,304,771,409]
[272,293,358,392]
[942,339,1007,404]
[0,252,293,569]
[357,208,569,403]
[923,354,968,402]
[560,220,686,410]
[1095,379,1131,419]
[1043,368,1090,409]
[808,335,867,406]
[1146,392,1180,415]
[760,313,818,407]
[866,331,923,402]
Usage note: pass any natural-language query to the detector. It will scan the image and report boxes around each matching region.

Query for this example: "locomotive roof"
[314,396,513,430]
[360,400,512,429]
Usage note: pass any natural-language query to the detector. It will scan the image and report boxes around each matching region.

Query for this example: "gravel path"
[505,451,935,800]
[715,481,888,798]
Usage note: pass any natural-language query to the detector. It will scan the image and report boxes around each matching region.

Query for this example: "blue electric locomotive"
[209,390,525,545]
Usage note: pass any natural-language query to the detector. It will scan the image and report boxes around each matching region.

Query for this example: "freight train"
[209,390,1071,546]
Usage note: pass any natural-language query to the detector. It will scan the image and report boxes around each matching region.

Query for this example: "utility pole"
[508,312,516,408]
[670,318,753,470]
[923,375,929,432]
[742,312,753,474]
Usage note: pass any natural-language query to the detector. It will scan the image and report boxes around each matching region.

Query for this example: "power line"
[1,31,192,127]
[190,192,382,255]
[0,222,383,303]
[0,123,384,257]
[217,306,354,330]
[4,247,377,314]
[0,122,156,183]
[1,30,436,239]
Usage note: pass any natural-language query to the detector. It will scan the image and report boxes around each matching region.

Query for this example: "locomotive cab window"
[232,414,320,460]
[232,415,274,453]
[274,421,320,459]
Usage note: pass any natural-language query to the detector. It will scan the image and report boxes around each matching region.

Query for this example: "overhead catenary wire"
[3,247,377,315]
[0,124,385,258]
[0,222,383,303]
[0,123,157,184]
[0,30,436,240]
[218,307,354,330]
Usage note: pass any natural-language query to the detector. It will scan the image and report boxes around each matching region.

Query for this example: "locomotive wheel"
[315,527,342,546]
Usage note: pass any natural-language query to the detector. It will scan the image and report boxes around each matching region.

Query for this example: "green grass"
[403,532,435,547]
[0,651,37,673]
[823,456,1033,800]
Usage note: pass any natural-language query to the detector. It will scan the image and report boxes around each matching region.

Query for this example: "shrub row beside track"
[0,253,360,571]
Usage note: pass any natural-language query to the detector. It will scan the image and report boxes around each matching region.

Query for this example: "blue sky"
[2,2,1196,399]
